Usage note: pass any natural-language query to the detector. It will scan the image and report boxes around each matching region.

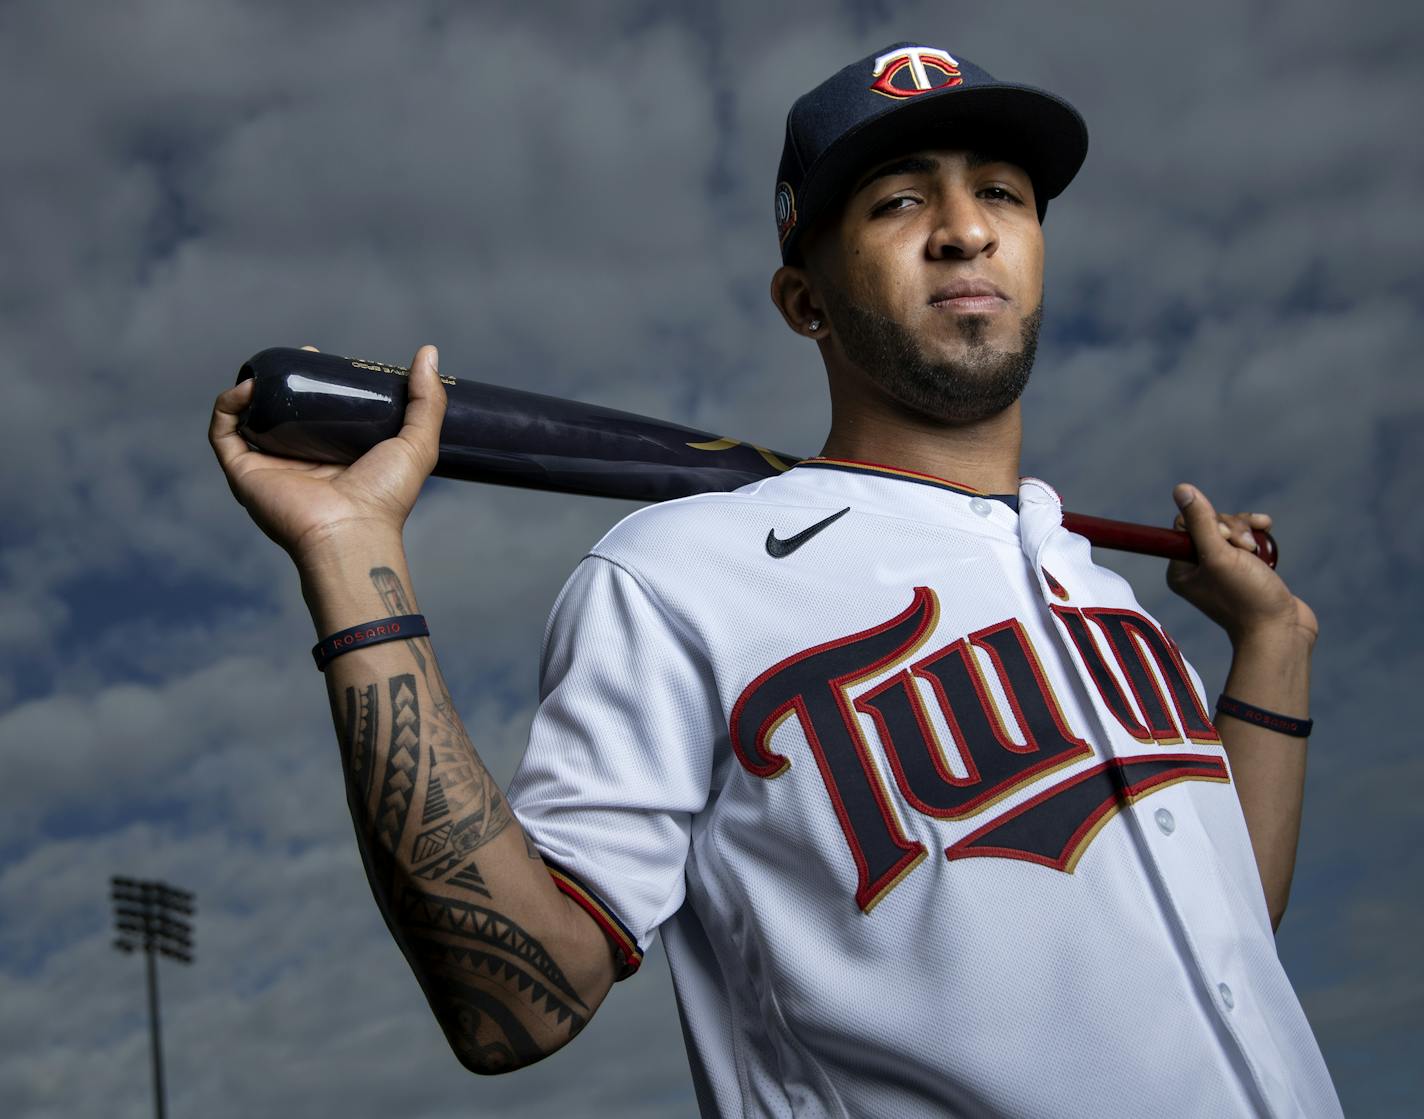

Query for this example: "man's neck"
[818,399,1024,495]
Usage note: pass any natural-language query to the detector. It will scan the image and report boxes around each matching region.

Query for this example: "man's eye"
[872,195,918,215]
[980,186,1023,205]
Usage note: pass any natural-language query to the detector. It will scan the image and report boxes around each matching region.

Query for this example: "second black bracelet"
[1215,694,1313,738]
[312,614,428,671]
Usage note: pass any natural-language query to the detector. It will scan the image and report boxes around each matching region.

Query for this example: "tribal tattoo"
[330,567,589,1067]
[369,566,513,863]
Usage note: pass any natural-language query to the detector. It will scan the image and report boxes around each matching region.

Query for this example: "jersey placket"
[1019,495,1292,1118]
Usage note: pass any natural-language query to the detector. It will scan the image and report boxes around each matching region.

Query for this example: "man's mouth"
[928,281,1008,313]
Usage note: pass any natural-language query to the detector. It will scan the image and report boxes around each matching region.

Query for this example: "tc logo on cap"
[869,46,962,99]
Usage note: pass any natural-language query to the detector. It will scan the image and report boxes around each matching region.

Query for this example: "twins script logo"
[869,46,963,99]
[730,588,1228,911]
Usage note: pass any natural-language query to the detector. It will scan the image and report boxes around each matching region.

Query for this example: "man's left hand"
[1166,483,1319,648]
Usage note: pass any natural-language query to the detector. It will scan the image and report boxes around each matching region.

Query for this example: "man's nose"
[926,191,996,260]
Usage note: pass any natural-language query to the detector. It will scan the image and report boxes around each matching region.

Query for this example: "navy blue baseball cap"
[775,43,1088,263]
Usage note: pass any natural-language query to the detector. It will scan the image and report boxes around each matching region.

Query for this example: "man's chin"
[923,315,1021,354]
[826,291,1043,425]
[882,381,1024,427]
[870,335,1038,427]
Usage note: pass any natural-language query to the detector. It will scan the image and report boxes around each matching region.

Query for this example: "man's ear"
[770,263,828,340]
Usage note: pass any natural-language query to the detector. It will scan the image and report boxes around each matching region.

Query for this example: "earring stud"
[809,319,822,332]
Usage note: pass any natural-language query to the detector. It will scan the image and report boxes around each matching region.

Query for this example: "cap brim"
[786,83,1088,260]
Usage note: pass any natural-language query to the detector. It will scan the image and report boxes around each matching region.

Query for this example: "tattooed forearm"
[340,683,378,802]
[381,675,421,836]
[369,566,513,856]
[371,565,429,674]
[399,889,589,1014]
[327,568,592,1070]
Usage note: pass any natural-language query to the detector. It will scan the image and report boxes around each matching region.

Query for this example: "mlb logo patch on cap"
[775,181,797,246]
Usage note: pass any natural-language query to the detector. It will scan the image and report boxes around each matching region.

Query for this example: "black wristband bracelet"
[312,614,428,671]
[1215,694,1313,738]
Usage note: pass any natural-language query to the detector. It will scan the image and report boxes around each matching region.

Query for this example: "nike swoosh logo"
[765,507,851,558]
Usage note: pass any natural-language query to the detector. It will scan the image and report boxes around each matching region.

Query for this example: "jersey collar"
[797,457,1008,503]
[787,458,1067,560]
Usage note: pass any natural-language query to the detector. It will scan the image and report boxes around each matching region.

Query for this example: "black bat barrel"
[236,348,803,503]
[233,348,1270,567]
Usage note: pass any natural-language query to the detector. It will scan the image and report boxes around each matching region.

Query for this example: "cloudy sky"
[1,0,1420,1115]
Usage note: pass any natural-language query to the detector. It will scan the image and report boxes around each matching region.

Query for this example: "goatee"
[821,289,1043,425]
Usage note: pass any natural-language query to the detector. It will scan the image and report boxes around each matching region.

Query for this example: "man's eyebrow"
[851,155,939,198]
[849,151,1004,199]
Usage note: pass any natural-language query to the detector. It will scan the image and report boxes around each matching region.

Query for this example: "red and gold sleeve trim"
[545,864,644,980]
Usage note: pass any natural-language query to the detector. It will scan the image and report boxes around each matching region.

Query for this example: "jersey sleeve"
[507,553,721,979]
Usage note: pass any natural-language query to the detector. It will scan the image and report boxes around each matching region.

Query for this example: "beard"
[820,285,1043,426]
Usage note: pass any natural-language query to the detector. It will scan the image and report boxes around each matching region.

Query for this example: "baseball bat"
[235,347,1277,568]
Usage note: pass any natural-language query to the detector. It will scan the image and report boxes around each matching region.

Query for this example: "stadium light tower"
[111,877,195,1119]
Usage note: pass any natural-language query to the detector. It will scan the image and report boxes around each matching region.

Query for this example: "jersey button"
[1218,982,1235,1010]
[969,497,993,517]
[1154,807,1176,835]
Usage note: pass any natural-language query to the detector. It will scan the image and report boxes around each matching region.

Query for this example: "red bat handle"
[1062,512,1278,570]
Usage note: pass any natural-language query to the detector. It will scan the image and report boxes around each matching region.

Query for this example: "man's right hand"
[208,343,447,565]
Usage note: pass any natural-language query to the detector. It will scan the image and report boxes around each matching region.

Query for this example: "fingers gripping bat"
[235,348,1277,568]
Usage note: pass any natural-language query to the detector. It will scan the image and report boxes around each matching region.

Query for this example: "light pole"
[111,877,195,1119]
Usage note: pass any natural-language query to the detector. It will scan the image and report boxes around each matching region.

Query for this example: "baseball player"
[209,42,1342,1118]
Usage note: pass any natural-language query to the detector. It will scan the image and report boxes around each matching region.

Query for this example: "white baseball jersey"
[507,458,1342,1118]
